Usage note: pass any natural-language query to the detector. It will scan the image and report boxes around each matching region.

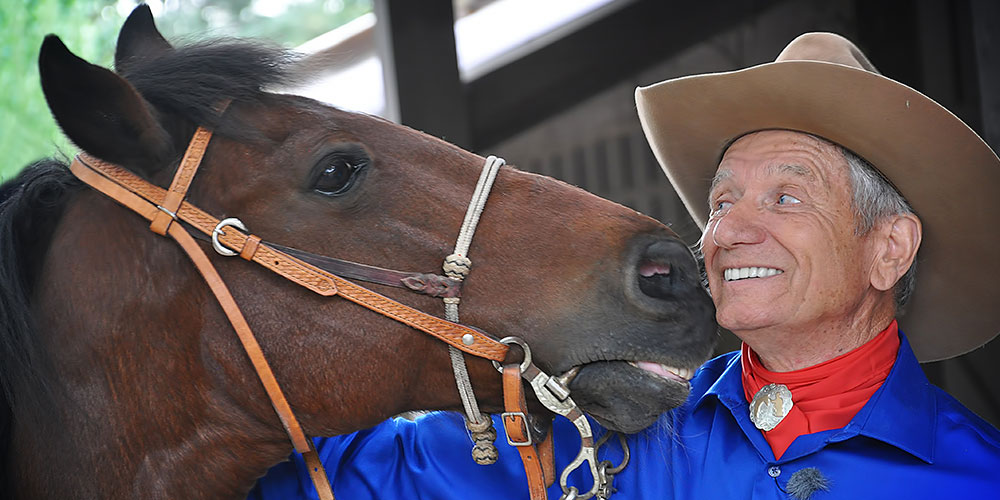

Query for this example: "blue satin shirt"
[250,334,1000,499]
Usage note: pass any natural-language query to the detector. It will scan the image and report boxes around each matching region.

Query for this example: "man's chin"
[714,305,783,334]
[568,361,691,434]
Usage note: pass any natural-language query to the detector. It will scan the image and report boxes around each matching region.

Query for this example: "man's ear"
[39,35,173,172]
[870,213,922,292]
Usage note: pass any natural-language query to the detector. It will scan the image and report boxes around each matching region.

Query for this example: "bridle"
[68,114,613,500]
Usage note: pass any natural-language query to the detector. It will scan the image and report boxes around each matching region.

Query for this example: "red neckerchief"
[741,320,900,459]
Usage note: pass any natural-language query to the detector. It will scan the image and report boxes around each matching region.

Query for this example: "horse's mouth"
[623,360,694,385]
[564,359,696,434]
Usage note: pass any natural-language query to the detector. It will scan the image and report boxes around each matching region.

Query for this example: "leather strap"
[268,241,463,298]
[168,213,335,500]
[71,154,509,362]
[502,365,548,500]
[538,420,556,488]
[302,441,335,500]
[150,125,214,235]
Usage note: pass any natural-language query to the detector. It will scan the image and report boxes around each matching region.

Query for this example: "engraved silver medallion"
[749,383,793,431]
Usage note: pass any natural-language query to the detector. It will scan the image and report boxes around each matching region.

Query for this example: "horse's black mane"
[0,35,297,489]
[0,159,79,491]
[119,38,297,136]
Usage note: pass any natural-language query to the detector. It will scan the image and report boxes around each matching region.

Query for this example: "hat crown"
[776,32,880,74]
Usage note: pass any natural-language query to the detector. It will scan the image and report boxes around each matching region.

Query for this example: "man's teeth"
[724,267,783,281]
[627,361,694,382]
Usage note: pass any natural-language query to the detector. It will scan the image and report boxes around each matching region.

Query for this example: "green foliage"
[0,0,371,181]
[154,0,373,47]
[0,0,123,180]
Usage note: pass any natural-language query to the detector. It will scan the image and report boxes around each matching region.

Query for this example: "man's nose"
[707,201,766,249]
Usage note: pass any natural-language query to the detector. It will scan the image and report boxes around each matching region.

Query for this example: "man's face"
[702,130,879,336]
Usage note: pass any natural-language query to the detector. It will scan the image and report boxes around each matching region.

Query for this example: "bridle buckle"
[501,411,534,447]
[212,217,247,256]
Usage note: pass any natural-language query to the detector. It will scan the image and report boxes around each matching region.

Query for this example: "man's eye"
[711,200,733,215]
[777,194,801,205]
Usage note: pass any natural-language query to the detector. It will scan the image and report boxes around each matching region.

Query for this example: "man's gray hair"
[840,146,917,310]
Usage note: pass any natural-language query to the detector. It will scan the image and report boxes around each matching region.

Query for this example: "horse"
[0,5,716,499]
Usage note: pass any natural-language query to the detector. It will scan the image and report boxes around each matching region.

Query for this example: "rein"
[68,119,610,500]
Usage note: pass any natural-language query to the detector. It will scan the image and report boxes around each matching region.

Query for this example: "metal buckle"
[212,217,247,257]
[500,411,533,447]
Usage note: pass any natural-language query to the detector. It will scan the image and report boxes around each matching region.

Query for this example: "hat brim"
[636,60,1000,362]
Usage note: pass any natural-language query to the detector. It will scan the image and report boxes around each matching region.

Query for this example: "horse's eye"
[312,155,365,196]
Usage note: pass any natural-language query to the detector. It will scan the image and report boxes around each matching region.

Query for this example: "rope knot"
[466,415,496,435]
[443,253,472,280]
[467,416,499,465]
[471,441,499,465]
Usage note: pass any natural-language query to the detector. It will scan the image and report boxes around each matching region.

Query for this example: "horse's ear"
[39,35,173,171]
[115,4,173,74]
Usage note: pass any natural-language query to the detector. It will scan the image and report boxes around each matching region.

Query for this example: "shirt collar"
[694,331,936,463]
[848,332,936,462]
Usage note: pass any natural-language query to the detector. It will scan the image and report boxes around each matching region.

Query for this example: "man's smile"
[723,266,784,282]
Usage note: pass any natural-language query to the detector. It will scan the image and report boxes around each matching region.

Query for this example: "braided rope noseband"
[441,156,505,464]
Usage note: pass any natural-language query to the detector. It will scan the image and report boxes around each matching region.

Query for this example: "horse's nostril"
[638,259,674,299]
[634,239,692,301]
[624,236,699,318]
[638,261,671,277]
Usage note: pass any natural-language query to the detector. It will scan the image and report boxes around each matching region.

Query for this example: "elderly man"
[251,33,1000,499]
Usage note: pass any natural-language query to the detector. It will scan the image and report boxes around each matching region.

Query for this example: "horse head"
[5,5,715,497]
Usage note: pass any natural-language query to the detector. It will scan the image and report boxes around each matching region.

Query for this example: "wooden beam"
[855,0,982,130]
[374,0,470,147]
[466,0,784,150]
[971,0,1000,150]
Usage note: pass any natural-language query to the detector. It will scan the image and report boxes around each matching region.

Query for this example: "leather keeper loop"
[240,234,262,261]
[149,210,175,236]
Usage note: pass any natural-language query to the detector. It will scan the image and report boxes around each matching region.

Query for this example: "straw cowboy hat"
[635,32,1000,362]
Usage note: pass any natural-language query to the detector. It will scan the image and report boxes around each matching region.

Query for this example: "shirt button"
[768,466,781,478]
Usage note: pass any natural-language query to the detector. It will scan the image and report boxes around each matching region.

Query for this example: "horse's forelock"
[119,39,299,139]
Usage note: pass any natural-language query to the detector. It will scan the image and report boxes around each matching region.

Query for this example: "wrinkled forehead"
[711,130,848,193]
[710,163,816,194]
